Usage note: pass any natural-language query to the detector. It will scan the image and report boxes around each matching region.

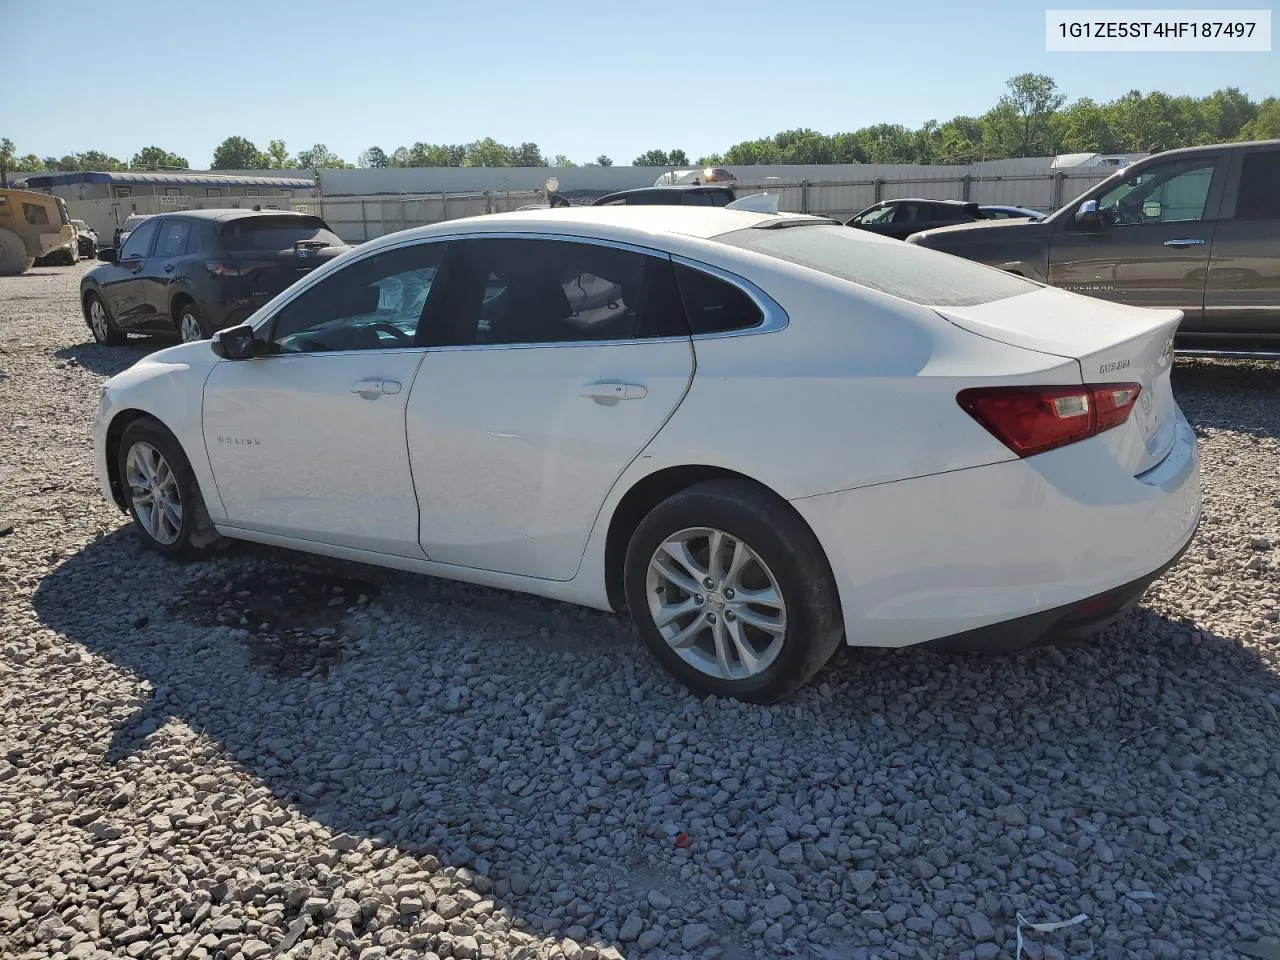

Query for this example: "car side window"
[437,238,686,346]
[1235,150,1280,220]
[674,263,764,335]
[859,206,896,225]
[1096,160,1218,225]
[267,242,446,354]
[155,220,191,258]
[119,220,159,260]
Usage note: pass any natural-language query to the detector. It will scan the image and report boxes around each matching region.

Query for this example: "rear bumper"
[791,406,1201,649]
[923,525,1195,652]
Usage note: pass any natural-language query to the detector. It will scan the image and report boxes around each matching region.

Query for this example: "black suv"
[80,209,349,346]
[846,198,987,240]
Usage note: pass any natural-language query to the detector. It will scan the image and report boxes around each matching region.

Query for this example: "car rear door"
[1201,145,1280,341]
[1046,153,1228,325]
[405,235,695,581]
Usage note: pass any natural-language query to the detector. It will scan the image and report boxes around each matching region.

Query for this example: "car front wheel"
[117,419,225,560]
[623,478,844,703]
[86,293,125,345]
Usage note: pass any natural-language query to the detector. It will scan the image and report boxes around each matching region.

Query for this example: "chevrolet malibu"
[93,205,1201,703]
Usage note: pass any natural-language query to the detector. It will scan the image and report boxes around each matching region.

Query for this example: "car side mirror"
[1074,199,1103,228]
[97,247,118,263]
[210,324,264,360]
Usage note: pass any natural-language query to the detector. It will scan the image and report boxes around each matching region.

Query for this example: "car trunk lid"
[935,286,1182,475]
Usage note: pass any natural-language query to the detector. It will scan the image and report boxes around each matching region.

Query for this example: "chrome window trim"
[247,229,790,352]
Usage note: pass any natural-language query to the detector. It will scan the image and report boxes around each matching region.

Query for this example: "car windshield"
[221,217,342,252]
[716,223,1040,307]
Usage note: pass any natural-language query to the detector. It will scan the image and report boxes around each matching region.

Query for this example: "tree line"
[4,76,1278,183]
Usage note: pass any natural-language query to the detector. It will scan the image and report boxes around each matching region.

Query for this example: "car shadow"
[31,527,1280,957]
[54,337,173,377]
[1173,357,1280,439]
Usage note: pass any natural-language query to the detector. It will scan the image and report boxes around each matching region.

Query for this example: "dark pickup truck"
[907,140,1280,353]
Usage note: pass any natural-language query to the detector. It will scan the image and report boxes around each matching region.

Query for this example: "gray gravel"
[1,264,1278,960]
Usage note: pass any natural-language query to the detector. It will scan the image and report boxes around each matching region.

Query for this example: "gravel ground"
[1,264,1278,960]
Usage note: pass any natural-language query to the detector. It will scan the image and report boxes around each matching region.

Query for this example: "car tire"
[117,418,226,561]
[0,228,34,276]
[623,478,844,704]
[85,292,126,346]
[176,301,211,342]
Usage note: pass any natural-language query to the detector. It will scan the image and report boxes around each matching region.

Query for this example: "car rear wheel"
[118,419,225,560]
[623,478,844,703]
[0,228,34,276]
[86,293,125,346]
[177,302,210,342]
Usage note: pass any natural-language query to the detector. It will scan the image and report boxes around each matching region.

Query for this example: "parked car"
[0,189,79,273]
[93,205,1200,702]
[654,167,739,187]
[71,219,98,258]
[907,140,1280,350]
[978,204,1045,220]
[115,213,152,249]
[591,185,737,207]
[81,209,349,345]
[846,198,987,240]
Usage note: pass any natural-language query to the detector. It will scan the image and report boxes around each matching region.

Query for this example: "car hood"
[909,217,1053,244]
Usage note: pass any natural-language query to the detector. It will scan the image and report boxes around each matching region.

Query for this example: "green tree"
[509,142,546,167]
[1200,87,1256,141]
[294,143,349,170]
[1238,97,1280,140]
[265,139,292,168]
[75,150,125,171]
[633,149,674,166]
[359,146,389,168]
[211,136,268,169]
[0,138,14,187]
[551,154,576,167]
[595,154,613,167]
[463,138,512,167]
[983,73,1066,157]
[15,154,44,172]
[129,146,189,169]
[1053,98,1119,153]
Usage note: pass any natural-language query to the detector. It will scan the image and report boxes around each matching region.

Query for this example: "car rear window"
[221,216,342,252]
[714,224,1039,307]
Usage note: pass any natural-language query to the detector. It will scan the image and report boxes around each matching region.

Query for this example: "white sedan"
[93,205,1201,702]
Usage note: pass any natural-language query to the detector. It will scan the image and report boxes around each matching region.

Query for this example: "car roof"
[1143,138,1280,161]
[391,205,818,245]
[132,208,319,224]
[876,197,974,206]
[593,184,735,204]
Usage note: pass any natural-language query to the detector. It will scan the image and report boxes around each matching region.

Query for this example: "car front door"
[201,239,449,557]
[1201,145,1280,341]
[139,218,193,332]
[103,218,160,329]
[406,235,696,580]
[1047,154,1227,325]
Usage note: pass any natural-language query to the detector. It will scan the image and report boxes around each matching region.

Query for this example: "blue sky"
[4,0,1275,167]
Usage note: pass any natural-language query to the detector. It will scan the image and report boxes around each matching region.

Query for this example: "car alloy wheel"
[180,310,205,343]
[89,298,110,343]
[646,526,788,680]
[124,440,184,546]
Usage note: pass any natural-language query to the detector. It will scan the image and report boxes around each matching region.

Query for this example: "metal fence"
[65,168,1120,246]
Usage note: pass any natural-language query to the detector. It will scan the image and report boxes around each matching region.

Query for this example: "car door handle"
[581,381,647,404]
[164,264,176,273]
[350,379,401,398]
[1163,238,1206,248]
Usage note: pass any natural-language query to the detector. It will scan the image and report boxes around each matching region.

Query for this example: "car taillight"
[957,383,1142,458]
[206,260,243,277]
